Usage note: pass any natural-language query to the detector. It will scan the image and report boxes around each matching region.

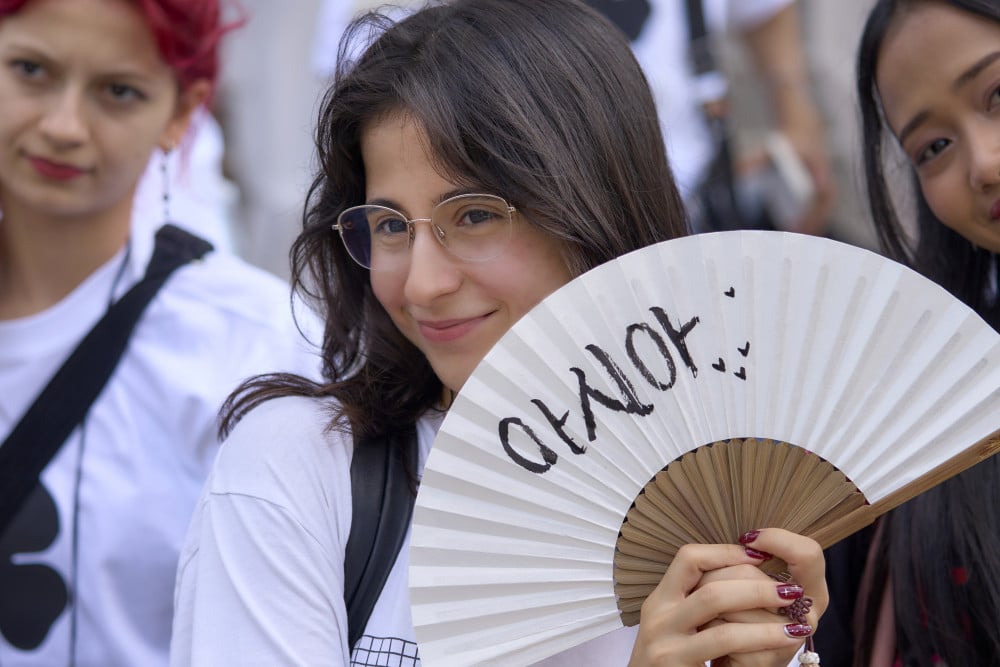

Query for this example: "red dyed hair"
[0,0,242,91]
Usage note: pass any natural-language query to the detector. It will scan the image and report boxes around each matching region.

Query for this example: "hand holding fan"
[409,231,1000,665]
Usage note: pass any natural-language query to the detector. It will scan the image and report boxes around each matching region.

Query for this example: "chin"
[432,365,472,396]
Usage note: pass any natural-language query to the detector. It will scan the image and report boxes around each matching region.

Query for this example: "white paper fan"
[409,230,1000,666]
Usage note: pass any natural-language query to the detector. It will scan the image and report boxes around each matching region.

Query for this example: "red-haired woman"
[0,1,317,665]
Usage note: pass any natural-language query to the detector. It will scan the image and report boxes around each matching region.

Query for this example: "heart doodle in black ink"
[0,483,68,650]
[724,287,735,298]
[738,342,750,357]
[734,367,747,381]
[583,0,651,42]
[712,358,726,372]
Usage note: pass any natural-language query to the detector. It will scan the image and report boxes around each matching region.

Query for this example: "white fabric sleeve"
[171,397,352,666]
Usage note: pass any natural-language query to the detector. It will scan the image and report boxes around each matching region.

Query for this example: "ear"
[158,79,211,152]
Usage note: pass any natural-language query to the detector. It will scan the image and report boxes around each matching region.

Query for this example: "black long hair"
[219,0,687,447]
[855,1,1000,665]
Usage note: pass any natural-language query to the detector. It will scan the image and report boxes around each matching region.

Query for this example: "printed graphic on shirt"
[351,635,419,666]
[0,483,68,650]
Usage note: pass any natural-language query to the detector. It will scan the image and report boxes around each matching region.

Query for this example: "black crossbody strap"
[345,424,419,650]
[0,224,213,537]
[685,0,714,76]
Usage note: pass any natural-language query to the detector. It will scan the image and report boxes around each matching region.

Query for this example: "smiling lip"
[991,199,1000,222]
[28,156,87,181]
[418,315,490,343]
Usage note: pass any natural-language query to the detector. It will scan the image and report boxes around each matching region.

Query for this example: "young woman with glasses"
[171,1,828,664]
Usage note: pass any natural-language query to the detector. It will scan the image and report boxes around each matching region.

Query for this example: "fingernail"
[739,530,761,544]
[784,623,812,638]
[777,584,804,600]
[745,547,772,561]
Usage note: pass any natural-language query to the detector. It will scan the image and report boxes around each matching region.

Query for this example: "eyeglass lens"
[337,194,513,270]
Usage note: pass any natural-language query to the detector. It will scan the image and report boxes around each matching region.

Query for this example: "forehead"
[876,4,1000,128]
[0,0,172,79]
[360,113,470,200]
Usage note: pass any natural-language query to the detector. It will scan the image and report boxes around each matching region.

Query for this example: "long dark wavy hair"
[219,0,687,450]
[855,1,1000,665]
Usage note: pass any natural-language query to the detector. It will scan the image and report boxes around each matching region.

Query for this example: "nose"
[402,222,462,306]
[39,86,89,148]
[968,120,1000,191]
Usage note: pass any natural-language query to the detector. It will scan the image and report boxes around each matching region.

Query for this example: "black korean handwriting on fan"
[498,288,754,474]
[712,286,751,381]
[0,483,68,651]
[584,0,651,42]
[499,304,700,473]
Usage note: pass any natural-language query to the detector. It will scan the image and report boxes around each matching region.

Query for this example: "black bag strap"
[684,0,715,78]
[344,425,419,651]
[684,0,731,143]
[0,224,213,537]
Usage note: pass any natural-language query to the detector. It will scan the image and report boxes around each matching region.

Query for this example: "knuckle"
[729,563,767,580]
[675,543,699,561]
[693,580,726,611]
[800,537,824,562]
[712,621,741,647]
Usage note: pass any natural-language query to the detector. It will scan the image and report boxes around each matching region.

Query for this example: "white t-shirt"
[171,396,642,666]
[0,232,319,667]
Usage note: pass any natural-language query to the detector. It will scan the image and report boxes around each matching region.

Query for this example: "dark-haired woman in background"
[848,0,1000,664]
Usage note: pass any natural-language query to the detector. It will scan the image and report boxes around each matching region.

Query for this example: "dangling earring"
[160,142,174,224]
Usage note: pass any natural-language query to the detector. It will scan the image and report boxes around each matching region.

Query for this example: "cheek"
[369,271,393,310]
[370,271,403,316]
[919,173,965,231]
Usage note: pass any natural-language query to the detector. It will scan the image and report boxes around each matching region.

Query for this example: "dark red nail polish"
[777,584,804,600]
[784,623,812,638]
[739,530,761,545]
[745,547,772,560]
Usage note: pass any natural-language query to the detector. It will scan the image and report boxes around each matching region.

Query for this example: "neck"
[0,197,132,320]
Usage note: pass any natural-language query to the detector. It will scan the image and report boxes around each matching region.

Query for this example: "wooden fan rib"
[754,443,796,528]
[626,495,701,548]
[614,551,672,574]
[764,449,836,531]
[810,428,1000,546]
[647,472,709,542]
[674,451,731,543]
[613,439,871,622]
[618,513,684,553]
[698,444,737,542]
[615,531,680,563]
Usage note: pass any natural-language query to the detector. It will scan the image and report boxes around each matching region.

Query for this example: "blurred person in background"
[585,0,836,236]
[0,0,317,664]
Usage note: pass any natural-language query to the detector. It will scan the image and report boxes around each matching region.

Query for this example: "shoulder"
[207,395,351,512]
[167,251,301,331]
[172,396,355,665]
[143,251,321,377]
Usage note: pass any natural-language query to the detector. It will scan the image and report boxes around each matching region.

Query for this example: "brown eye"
[916,138,950,165]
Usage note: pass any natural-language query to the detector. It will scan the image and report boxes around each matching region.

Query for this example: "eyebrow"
[897,50,1000,147]
[366,187,481,212]
[3,40,159,84]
